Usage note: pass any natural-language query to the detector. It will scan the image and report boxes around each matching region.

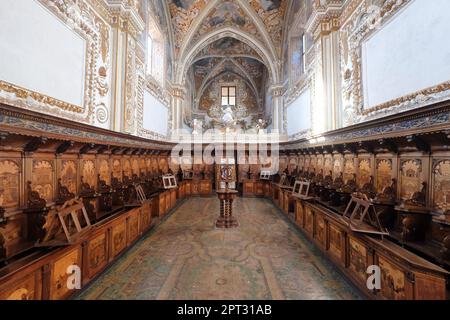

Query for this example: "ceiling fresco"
[192,0,264,44]
[194,37,262,61]
[168,0,289,55]
[248,0,288,50]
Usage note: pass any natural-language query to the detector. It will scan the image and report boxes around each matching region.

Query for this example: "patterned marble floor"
[76,197,363,300]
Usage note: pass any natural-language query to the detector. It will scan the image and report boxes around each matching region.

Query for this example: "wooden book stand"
[292,180,313,200]
[343,194,389,236]
[37,199,92,247]
[135,184,147,204]
[162,175,178,189]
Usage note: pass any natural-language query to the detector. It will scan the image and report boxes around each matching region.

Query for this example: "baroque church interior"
[0,0,450,302]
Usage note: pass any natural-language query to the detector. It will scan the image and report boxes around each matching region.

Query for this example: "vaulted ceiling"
[168,0,290,84]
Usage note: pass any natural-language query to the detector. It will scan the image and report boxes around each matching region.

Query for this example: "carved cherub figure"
[332,172,344,190]
[405,182,427,207]
[375,178,397,203]
[27,181,47,209]
[360,175,376,199]
[324,170,333,188]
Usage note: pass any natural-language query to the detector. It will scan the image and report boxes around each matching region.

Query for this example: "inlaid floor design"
[77,197,363,300]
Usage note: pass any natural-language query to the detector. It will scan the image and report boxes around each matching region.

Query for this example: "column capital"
[171,85,186,99]
[270,85,285,97]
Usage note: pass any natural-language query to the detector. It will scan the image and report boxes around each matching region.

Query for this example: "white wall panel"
[287,89,311,136]
[362,0,450,108]
[0,0,86,107]
[143,90,168,136]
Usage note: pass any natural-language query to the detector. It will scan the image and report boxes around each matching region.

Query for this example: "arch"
[176,27,279,85]
[195,70,261,114]
[196,59,261,107]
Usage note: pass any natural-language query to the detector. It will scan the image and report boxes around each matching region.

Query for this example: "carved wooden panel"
[314,212,326,247]
[305,206,314,236]
[139,158,146,176]
[159,193,166,216]
[414,272,447,300]
[348,237,368,284]
[432,159,450,214]
[112,158,122,180]
[127,209,140,245]
[140,202,152,232]
[60,160,77,194]
[131,158,139,176]
[333,154,343,179]
[310,155,317,172]
[1,216,28,257]
[151,158,158,174]
[0,270,41,300]
[32,160,54,202]
[316,154,324,173]
[159,157,168,173]
[329,223,344,264]
[122,159,132,178]
[146,158,152,174]
[304,155,310,172]
[324,155,333,176]
[343,155,356,183]
[85,232,108,280]
[50,247,81,300]
[255,181,264,195]
[185,181,192,195]
[111,220,127,258]
[165,192,171,212]
[376,158,393,193]
[0,160,20,209]
[81,160,96,188]
[98,159,110,185]
[298,156,304,171]
[357,158,372,189]
[399,159,424,201]
[378,256,407,300]
[295,200,304,228]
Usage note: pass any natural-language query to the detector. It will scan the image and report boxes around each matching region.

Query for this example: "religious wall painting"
[376,159,393,194]
[98,159,110,185]
[400,159,423,201]
[32,160,54,203]
[60,160,77,194]
[357,158,372,189]
[82,160,96,188]
[432,160,450,214]
[0,160,20,209]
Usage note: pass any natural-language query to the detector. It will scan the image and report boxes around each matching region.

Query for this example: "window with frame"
[301,33,307,73]
[147,35,153,75]
[221,86,236,106]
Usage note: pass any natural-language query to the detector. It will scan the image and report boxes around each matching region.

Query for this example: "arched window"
[147,35,153,75]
